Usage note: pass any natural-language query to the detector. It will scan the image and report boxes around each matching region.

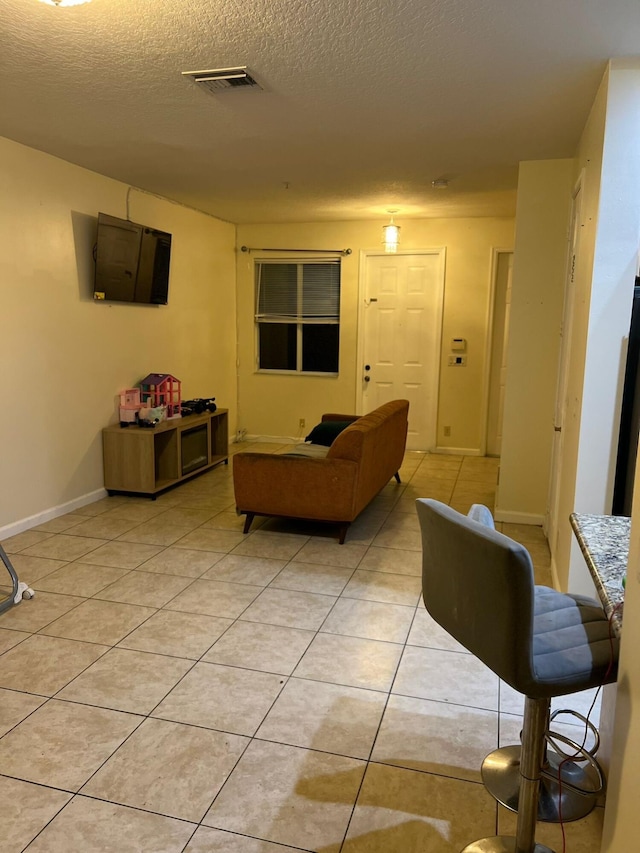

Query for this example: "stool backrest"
[416,498,535,689]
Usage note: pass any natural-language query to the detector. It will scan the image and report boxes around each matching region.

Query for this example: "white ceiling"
[2,0,640,224]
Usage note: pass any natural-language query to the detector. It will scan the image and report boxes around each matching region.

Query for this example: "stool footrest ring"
[482,744,601,823]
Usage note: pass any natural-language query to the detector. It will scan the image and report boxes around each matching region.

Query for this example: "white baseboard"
[433,446,482,456]
[0,488,108,540]
[493,508,545,526]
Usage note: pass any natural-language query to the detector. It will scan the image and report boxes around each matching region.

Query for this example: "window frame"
[254,257,341,376]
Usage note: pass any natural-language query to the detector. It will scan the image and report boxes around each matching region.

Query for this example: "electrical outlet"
[443,426,451,437]
[299,418,305,429]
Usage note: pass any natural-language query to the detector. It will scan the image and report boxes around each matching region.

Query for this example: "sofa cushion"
[305,420,353,446]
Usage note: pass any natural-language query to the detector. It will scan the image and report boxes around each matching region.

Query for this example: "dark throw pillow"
[305,420,353,447]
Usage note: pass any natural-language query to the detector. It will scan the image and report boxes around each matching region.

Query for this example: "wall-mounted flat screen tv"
[93,213,172,304]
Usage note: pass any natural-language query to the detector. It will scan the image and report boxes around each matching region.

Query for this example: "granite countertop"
[569,512,629,637]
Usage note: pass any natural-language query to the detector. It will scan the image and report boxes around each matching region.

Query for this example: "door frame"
[356,248,446,449]
[481,247,514,456]
[545,170,584,549]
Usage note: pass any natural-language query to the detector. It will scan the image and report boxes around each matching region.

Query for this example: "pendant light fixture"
[383,210,400,254]
[39,0,91,7]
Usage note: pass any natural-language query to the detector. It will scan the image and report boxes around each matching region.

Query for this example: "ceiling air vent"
[182,67,261,94]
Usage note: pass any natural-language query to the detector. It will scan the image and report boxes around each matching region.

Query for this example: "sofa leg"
[338,524,349,545]
[394,471,401,484]
[243,513,255,534]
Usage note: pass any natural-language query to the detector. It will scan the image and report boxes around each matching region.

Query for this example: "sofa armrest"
[233,452,360,521]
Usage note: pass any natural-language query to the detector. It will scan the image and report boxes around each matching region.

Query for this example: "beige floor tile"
[269,561,354,595]
[294,633,403,691]
[451,484,496,505]
[154,506,217,527]
[358,545,422,576]
[165,578,263,618]
[342,569,422,606]
[184,827,302,852]
[83,717,249,822]
[204,621,314,674]
[201,509,263,532]
[202,553,286,585]
[1,530,54,553]
[241,587,337,630]
[4,553,69,582]
[371,525,422,551]
[0,775,71,853]
[116,521,197,546]
[92,569,193,608]
[0,687,46,735]
[292,538,368,568]
[33,513,87,534]
[203,739,365,851]
[33,561,130,596]
[257,677,387,759]
[231,530,309,561]
[79,540,164,569]
[0,699,141,790]
[20,534,109,562]
[0,634,108,695]
[57,647,192,714]
[341,510,387,544]
[417,454,463,470]
[40,598,156,645]
[320,598,415,644]
[393,646,499,710]
[371,694,499,782]
[152,661,284,735]
[101,502,170,523]
[25,795,195,853]
[342,762,496,851]
[498,803,603,852]
[174,527,247,552]
[406,607,470,653]
[75,496,128,517]
[119,609,233,659]
[402,480,457,503]
[0,591,84,633]
[0,627,30,653]
[136,546,224,578]
[63,515,141,539]
[173,494,236,511]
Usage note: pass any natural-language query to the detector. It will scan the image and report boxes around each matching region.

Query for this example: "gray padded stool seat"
[416,499,618,853]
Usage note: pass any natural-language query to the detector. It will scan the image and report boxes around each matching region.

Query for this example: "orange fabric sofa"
[233,399,409,543]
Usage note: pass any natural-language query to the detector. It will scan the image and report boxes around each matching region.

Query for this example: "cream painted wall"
[496,159,574,525]
[0,137,237,532]
[236,218,514,449]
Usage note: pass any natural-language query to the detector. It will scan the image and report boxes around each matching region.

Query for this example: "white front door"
[360,251,445,450]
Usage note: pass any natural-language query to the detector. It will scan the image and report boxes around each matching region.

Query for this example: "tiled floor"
[0,448,604,852]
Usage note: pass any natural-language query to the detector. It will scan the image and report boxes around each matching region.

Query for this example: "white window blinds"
[256,260,340,321]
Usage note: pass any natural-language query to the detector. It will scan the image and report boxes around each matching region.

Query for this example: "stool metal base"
[482,745,600,822]
[462,837,554,853]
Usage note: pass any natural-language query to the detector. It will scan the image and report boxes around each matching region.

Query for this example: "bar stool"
[416,499,619,853]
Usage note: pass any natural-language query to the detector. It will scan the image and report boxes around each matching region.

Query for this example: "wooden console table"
[103,408,228,497]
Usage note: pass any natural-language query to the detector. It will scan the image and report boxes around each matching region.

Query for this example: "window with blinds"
[255,259,340,373]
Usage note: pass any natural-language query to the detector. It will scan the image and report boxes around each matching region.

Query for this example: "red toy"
[139,373,182,418]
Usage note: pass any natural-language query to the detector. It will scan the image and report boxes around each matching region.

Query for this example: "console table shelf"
[103,409,228,497]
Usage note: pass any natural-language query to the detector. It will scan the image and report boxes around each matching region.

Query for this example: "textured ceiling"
[1,0,639,223]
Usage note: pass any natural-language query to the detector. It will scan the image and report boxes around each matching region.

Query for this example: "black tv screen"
[93,213,172,304]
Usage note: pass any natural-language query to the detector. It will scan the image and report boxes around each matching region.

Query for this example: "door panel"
[361,252,444,450]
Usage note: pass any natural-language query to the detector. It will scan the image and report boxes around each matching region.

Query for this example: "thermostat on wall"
[451,338,466,351]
